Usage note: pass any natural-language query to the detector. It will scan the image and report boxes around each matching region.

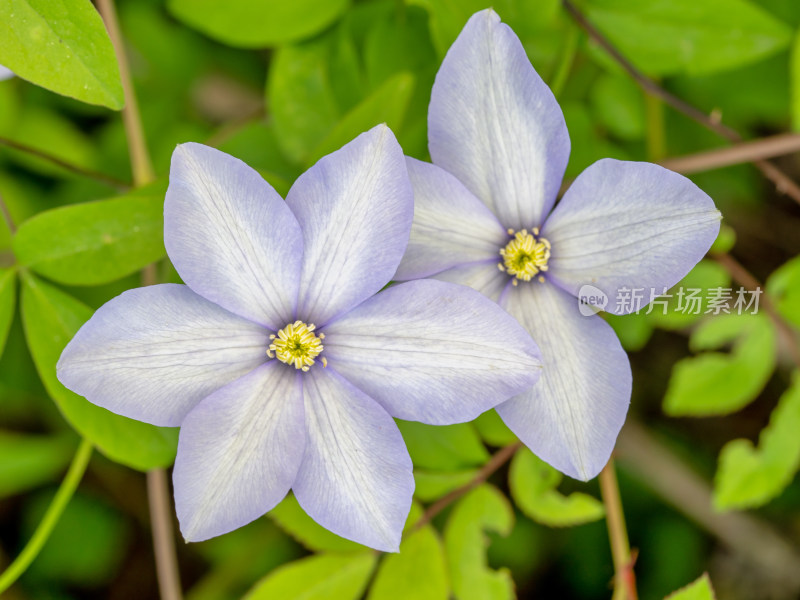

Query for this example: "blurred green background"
[2,0,800,598]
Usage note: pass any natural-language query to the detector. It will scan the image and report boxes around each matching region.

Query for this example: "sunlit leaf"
[664,313,776,416]
[20,272,178,470]
[766,255,800,329]
[414,469,477,502]
[398,421,489,471]
[0,0,123,109]
[509,448,605,527]
[664,573,717,600]
[714,372,800,510]
[269,493,362,553]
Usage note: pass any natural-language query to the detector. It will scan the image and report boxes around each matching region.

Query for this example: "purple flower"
[57,125,542,551]
[394,11,721,481]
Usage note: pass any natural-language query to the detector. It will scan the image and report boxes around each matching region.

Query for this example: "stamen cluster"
[499,228,551,284]
[268,320,325,371]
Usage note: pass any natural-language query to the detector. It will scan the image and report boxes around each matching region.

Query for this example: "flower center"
[498,228,550,285]
[268,320,325,371]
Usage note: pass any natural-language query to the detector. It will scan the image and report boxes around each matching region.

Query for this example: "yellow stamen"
[268,320,324,371]
[499,229,551,282]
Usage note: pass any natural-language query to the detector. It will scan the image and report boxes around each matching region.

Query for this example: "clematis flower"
[57,125,543,551]
[395,11,721,481]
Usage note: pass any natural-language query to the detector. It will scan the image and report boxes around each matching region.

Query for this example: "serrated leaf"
[664,313,776,416]
[398,421,490,471]
[13,184,167,286]
[444,485,514,600]
[665,573,716,600]
[414,469,478,502]
[168,0,350,48]
[0,268,15,357]
[0,431,75,499]
[714,372,800,510]
[509,448,605,527]
[0,0,123,109]
[20,272,178,471]
[244,552,377,600]
[269,493,362,553]
[307,71,415,165]
[584,0,792,76]
[766,255,800,329]
[368,522,448,600]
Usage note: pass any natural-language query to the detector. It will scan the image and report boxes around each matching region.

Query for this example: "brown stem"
[599,459,638,600]
[0,136,130,190]
[410,442,522,532]
[561,0,800,206]
[0,189,15,235]
[660,133,800,175]
[146,470,183,600]
[616,421,800,592]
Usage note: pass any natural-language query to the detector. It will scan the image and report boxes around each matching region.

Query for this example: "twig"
[616,421,800,592]
[599,459,638,600]
[660,133,800,175]
[561,0,800,206]
[713,252,800,369]
[410,442,522,533]
[147,470,183,600]
[0,189,15,235]
[0,136,130,190]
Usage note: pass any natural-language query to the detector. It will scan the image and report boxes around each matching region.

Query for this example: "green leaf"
[307,72,415,165]
[509,448,605,527]
[0,0,123,109]
[444,485,514,600]
[791,31,800,130]
[766,255,800,329]
[709,225,737,254]
[584,0,792,76]
[714,372,800,510]
[605,311,653,352]
[269,493,362,553]
[0,431,75,499]
[168,0,350,48]
[473,410,517,447]
[414,469,478,502]
[0,268,15,357]
[13,184,167,286]
[398,421,490,471]
[20,272,178,470]
[589,73,645,141]
[664,573,717,600]
[245,552,377,600]
[664,313,776,416]
[368,521,448,600]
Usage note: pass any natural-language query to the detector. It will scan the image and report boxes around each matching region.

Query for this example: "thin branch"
[410,442,522,533]
[616,421,800,593]
[599,459,638,600]
[0,189,15,235]
[561,0,800,206]
[660,133,800,175]
[147,470,183,600]
[0,136,130,190]
[713,252,800,368]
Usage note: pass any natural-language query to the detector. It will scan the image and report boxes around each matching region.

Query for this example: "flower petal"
[164,143,303,329]
[174,361,304,542]
[0,65,13,81]
[543,159,722,315]
[292,367,413,552]
[323,279,542,425]
[57,284,269,427]
[394,157,507,280]
[496,282,631,481]
[431,261,510,302]
[428,9,570,230]
[288,125,413,326]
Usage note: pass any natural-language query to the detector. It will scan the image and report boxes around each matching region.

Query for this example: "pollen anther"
[268,320,324,371]
[499,229,551,282]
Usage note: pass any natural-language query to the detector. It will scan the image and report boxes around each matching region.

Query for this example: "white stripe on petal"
[497,282,631,480]
[174,362,305,541]
[324,280,541,425]
[293,367,413,552]
[57,284,270,427]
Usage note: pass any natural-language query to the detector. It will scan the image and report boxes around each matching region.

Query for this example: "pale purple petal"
[394,158,507,280]
[496,282,631,481]
[293,367,413,552]
[288,125,413,326]
[174,362,304,541]
[543,159,721,315]
[323,280,541,425]
[165,143,303,329]
[431,262,510,302]
[57,284,269,427]
[0,66,13,81]
[428,9,570,230]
